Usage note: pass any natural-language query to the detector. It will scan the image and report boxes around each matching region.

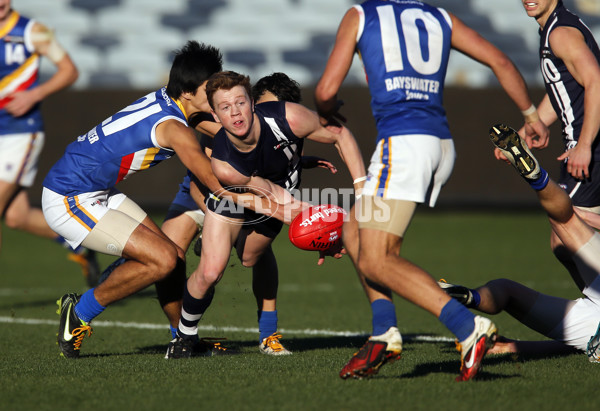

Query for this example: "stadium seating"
[25,0,600,89]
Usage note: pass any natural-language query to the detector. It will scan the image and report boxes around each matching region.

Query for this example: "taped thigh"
[357,195,416,237]
[81,209,141,256]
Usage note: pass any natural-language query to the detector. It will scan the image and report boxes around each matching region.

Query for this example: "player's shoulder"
[255,100,286,117]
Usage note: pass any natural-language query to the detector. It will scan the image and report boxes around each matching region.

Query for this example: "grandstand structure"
[19,0,600,89]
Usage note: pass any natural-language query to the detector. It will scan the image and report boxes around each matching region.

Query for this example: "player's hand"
[493,147,510,163]
[317,241,345,265]
[5,89,41,117]
[523,120,550,149]
[316,159,337,173]
[318,100,347,130]
[301,156,338,173]
[558,144,591,180]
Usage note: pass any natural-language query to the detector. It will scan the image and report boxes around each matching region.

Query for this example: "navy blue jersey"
[540,1,600,159]
[211,101,304,191]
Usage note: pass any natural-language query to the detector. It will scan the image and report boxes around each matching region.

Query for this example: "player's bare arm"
[314,7,358,125]
[156,119,222,194]
[212,157,306,223]
[286,102,366,187]
[551,26,600,179]
[5,22,77,117]
[450,13,549,149]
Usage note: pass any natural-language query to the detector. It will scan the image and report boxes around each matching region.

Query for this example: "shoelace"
[72,325,93,351]
[200,337,228,352]
[264,333,285,351]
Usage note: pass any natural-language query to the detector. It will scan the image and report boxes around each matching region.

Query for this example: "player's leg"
[338,202,401,379]
[0,132,45,251]
[46,189,184,358]
[237,229,292,355]
[490,124,600,291]
[159,210,202,336]
[0,179,22,250]
[3,188,57,238]
[0,133,98,282]
[166,210,242,359]
[358,222,496,382]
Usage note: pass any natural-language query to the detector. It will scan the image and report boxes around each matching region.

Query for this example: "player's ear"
[180,91,193,102]
[210,109,221,124]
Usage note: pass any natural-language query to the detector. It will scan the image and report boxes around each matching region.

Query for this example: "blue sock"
[170,325,178,339]
[74,289,105,323]
[371,299,397,336]
[530,167,549,191]
[471,289,481,308]
[258,310,278,342]
[438,298,475,342]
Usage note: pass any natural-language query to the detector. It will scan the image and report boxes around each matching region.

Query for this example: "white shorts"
[42,187,145,253]
[548,288,600,351]
[0,132,45,186]
[545,233,600,350]
[363,135,455,207]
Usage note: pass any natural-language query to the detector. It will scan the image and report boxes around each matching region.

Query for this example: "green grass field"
[1,210,598,410]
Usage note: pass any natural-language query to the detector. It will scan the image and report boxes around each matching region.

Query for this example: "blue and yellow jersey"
[0,11,42,135]
[43,88,186,195]
[355,0,453,143]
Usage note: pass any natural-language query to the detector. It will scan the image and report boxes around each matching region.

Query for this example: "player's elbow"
[314,81,336,106]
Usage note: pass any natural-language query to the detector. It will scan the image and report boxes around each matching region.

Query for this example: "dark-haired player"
[45,41,243,358]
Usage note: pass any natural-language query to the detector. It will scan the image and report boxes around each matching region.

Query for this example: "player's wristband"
[521,104,540,124]
[353,176,367,184]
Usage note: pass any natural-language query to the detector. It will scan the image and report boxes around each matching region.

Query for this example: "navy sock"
[258,310,278,342]
[178,286,214,339]
[438,298,475,342]
[529,167,549,191]
[371,299,397,336]
[74,289,105,323]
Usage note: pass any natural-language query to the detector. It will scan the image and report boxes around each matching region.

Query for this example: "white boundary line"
[0,315,453,342]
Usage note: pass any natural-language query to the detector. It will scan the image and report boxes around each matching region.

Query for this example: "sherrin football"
[288,204,347,251]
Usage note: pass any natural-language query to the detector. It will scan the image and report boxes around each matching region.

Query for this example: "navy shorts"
[559,161,600,207]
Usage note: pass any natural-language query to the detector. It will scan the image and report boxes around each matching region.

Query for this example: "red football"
[288,204,347,251]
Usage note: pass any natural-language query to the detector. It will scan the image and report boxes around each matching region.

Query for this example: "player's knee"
[357,252,382,281]
[3,206,27,229]
[148,244,179,281]
[197,267,223,287]
[240,253,260,268]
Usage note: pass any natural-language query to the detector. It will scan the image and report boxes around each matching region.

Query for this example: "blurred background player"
[315,0,547,380]
[441,123,600,363]
[165,71,365,359]
[0,0,99,284]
